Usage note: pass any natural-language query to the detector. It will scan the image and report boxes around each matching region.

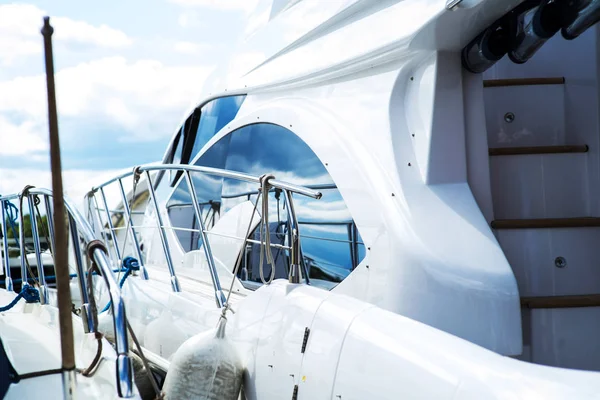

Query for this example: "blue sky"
[0,0,256,201]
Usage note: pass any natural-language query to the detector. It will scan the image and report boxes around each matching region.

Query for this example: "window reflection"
[190,96,246,162]
[166,123,365,290]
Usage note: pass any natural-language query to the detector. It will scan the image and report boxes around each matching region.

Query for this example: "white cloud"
[53,17,133,48]
[169,0,259,13]
[0,168,124,212]
[0,56,215,153]
[0,4,132,65]
[0,116,47,156]
[174,41,210,55]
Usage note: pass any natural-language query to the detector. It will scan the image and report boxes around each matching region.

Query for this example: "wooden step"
[491,217,600,230]
[521,294,600,309]
[489,145,588,156]
[483,77,565,88]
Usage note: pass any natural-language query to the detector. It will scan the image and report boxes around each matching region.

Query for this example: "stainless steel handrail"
[0,188,135,398]
[92,163,323,200]
[87,162,322,309]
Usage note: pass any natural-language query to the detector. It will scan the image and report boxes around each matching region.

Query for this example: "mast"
[41,16,77,398]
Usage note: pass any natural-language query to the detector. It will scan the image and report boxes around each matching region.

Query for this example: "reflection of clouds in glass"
[295,200,351,224]
[166,122,365,287]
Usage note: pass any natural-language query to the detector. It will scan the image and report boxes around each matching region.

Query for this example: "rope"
[0,285,40,312]
[81,331,104,377]
[126,319,163,399]
[117,168,140,285]
[100,256,139,313]
[220,190,262,319]
[3,201,20,248]
[258,174,275,284]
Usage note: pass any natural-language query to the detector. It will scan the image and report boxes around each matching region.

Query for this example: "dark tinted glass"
[167,123,365,290]
[190,95,246,162]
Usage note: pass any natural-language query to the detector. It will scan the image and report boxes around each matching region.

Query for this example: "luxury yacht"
[8,0,600,399]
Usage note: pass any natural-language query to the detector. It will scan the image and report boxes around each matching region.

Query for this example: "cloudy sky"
[0,0,256,207]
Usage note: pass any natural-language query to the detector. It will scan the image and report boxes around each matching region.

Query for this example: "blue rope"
[0,285,40,312]
[0,266,129,286]
[4,202,20,248]
[100,256,139,313]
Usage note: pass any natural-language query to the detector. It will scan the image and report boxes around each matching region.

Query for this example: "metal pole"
[28,195,48,304]
[283,190,303,284]
[90,192,117,265]
[184,171,225,307]
[18,195,28,288]
[144,171,180,292]
[41,15,76,397]
[0,201,13,291]
[117,178,147,279]
[99,187,122,264]
[44,195,56,260]
[69,216,93,333]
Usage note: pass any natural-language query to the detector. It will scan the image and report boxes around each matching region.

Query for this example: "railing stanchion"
[69,215,93,333]
[18,195,28,288]
[1,201,13,291]
[145,171,180,292]
[28,194,49,303]
[117,178,147,280]
[90,192,117,265]
[184,171,225,307]
[44,195,56,260]
[283,190,305,284]
[99,187,122,264]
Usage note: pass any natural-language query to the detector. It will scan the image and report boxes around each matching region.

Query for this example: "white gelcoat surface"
[77,0,600,394]
[0,290,139,399]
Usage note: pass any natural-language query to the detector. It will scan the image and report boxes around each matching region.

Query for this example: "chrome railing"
[86,163,322,308]
[0,188,135,398]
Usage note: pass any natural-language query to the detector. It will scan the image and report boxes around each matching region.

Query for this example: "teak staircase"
[485,76,600,309]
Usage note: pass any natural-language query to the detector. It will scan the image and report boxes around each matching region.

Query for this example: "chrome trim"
[283,190,303,284]
[185,170,226,307]
[99,187,122,263]
[1,201,13,291]
[28,194,48,304]
[144,171,180,292]
[93,163,322,200]
[69,215,92,333]
[117,178,148,280]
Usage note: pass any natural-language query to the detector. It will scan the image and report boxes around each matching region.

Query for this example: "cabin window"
[167,123,365,290]
[189,95,246,162]
[167,96,245,187]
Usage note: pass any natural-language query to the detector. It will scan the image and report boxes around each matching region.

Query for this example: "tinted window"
[167,123,365,290]
[190,96,246,162]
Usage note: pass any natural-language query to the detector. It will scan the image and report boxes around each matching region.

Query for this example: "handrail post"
[89,192,117,266]
[28,194,49,304]
[0,201,13,291]
[90,248,133,397]
[145,171,180,292]
[117,177,148,280]
[99,187,122,264]
[184,171,226,307]
[44,195,56,259]
[18,195,29,288]
[283,190,304,284]
[69,215,93,333]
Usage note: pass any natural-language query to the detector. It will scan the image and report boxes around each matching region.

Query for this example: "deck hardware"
[504,112,515,123]
[291,384,299,400]
[446,0,463,10]
[301,327,310,353]
[555,256,567,269]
